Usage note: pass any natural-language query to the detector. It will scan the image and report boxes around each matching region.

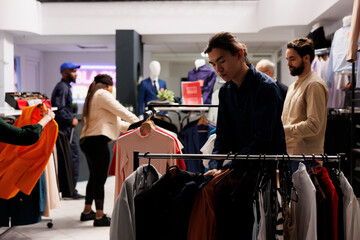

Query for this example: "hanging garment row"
[0,104,60,231]
[110,153,360,240]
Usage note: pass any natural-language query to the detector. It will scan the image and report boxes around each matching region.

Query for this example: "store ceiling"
[16,0,353,57]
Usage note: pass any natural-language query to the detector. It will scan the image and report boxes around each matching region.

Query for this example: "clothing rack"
[350,47,360,185]
[146,104,219,132]
[314,47,330,56]
[133,151,344,171]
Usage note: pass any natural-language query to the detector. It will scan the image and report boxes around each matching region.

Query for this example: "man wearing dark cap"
[51,62,84,199]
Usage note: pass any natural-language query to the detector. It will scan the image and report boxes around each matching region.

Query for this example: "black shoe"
[93,214,111,227]
[72,193,85,199]
[80,211,96,221]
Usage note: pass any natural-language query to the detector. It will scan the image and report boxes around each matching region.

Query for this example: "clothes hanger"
[197,113,208,126]
[197,113,209,133]
[276,155,280,189]
[140,116,156,136]
[213,152,235,196]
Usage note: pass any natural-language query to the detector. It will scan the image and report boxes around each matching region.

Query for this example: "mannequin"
[137,60,167,116]
[325,14,355,108]
[187,59,216,104]
[307,21,328,49]
[195,59,206,71]
[343,15,352,27]
[149,60,161,81]
[311,22,322,32]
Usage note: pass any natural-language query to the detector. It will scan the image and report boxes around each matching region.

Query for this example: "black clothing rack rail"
[147,104,219,110]
[133,151,344,171]
[146,104,219,132]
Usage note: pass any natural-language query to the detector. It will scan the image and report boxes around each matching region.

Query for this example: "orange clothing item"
[187,169,230,240]
[0,104,58,199]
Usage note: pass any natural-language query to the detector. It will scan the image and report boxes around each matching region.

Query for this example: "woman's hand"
[38,109,55,127]
[204,168,224,177]
[44,109,55,120]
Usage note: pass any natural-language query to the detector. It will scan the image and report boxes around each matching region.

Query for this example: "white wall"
[14,45,43,93]
[0,0,41,34]
[0,32,15,107]
[42,51,115,97]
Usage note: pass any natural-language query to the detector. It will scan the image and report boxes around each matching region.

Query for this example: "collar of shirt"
[294,71,313,89]
[61,79,72,87]
[151,79,160,91]
[229,64,256,92]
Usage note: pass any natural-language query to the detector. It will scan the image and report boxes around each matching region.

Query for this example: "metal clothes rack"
[314,47,330,56]
[350,47,360,186]
[146,104,219,132]
[133,151,344,171]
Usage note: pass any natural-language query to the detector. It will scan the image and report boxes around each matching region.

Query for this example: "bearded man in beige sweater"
[282,38,329,156]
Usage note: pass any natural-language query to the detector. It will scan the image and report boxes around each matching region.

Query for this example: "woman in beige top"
[79,74,139,226]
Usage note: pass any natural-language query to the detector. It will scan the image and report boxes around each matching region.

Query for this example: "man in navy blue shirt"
[204,32,286,176]
[51,62,84,199]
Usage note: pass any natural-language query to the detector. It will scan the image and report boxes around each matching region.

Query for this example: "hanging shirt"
[0,104,58,199]
[326,24,360,88]
[114,127,178,198]
[187,65,217,104]
[339,172,360,240]
[292,162,317,240]
[314,166,339,240]
[110,164,161,240]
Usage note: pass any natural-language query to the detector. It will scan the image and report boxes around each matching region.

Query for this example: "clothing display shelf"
[350,47,360,186]
[146,104,218,132]
[133,151,344,171]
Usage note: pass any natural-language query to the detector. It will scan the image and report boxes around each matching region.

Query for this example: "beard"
[66,72,76,83]
[289,60,305,76]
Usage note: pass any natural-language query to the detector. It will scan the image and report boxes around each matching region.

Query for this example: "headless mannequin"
[343,15,352,27]
[195,59,206,71]
[311,22,322,32]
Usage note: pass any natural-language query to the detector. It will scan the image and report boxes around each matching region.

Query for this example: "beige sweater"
[281,71,328,155]
[80,89,139,141]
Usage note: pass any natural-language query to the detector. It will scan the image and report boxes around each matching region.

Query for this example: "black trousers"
[61,126,79,195]
[80,135,110,210]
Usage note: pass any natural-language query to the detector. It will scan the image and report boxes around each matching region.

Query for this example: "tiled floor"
[0,176,116,240]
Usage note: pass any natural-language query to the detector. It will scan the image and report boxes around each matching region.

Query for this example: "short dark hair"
[204,32,250,64]
[287,38,315,63]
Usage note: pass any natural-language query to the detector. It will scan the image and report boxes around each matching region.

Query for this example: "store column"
[115,30,143,114]
[0,31,15,107]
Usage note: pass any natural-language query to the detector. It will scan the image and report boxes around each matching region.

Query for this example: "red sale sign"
[181,81,203,105]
